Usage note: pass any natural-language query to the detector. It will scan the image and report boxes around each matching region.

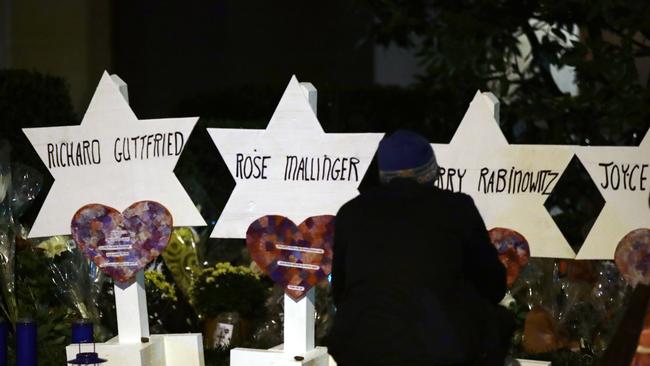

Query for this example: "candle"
[16,319,36,366]
[71,319,93,344]
[0,319,7,366]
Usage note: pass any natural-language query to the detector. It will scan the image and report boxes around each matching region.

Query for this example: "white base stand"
[231,345,329,366]
[232,352,540,366]
[66,334,205,366]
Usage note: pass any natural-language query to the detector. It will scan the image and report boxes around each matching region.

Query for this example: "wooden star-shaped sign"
[574,132,650,259]
[432,92,576,258]
[208,76,383,238]
[23,72,205,238]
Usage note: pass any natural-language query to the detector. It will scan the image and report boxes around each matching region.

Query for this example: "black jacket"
[328,179,507,366]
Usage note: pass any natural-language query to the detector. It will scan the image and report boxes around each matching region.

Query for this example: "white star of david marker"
[208,76,383,238]
[23,72,205,238]
[573,131,650,259]
[432,92,576,258]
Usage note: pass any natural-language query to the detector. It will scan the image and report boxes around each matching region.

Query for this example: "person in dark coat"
[327,130,511,366]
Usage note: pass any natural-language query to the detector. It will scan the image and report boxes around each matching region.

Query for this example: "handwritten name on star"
[597,162,648,191]
[44,132,186,169]
[431,166,561,195]
[234,153,361,182]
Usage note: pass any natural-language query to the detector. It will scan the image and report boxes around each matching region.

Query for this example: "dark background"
[112,1,375,117]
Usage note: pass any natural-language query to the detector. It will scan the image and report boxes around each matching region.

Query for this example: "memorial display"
[433,91,649,261]
[432,92,574,259]
[23,72,205,238]
[19,73,206,366]
[0,68,646,366]
[207,76,383,239]
[209,76,381,365]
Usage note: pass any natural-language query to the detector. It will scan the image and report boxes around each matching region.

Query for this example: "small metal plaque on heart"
[246,215,335,301]
[71,201,173,283]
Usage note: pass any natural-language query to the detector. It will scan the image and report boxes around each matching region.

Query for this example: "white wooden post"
[110,74,150,344]
[283,289,315,354]
[300,81,318,114]
[281,83,318,355]
[114,272,150,343]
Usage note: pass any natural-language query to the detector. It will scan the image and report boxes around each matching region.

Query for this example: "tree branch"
[606,27,650,51]
[521,22,565,96]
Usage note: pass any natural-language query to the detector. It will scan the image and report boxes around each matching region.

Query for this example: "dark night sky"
[113,1,374,118]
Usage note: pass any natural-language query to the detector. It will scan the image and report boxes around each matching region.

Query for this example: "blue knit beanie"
[377,130,439,185]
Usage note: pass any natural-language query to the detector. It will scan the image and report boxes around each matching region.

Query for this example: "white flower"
[37,236,70,258]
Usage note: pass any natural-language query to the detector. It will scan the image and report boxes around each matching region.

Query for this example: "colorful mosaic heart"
[71,201,173,283]
[246,215,335,301]
[489,227,530,288]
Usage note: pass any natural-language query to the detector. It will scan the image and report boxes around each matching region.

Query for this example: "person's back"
[327,130,509,366]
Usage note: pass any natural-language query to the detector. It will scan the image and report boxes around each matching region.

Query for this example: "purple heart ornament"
[71,201,173,282]
[246,215,335,301]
